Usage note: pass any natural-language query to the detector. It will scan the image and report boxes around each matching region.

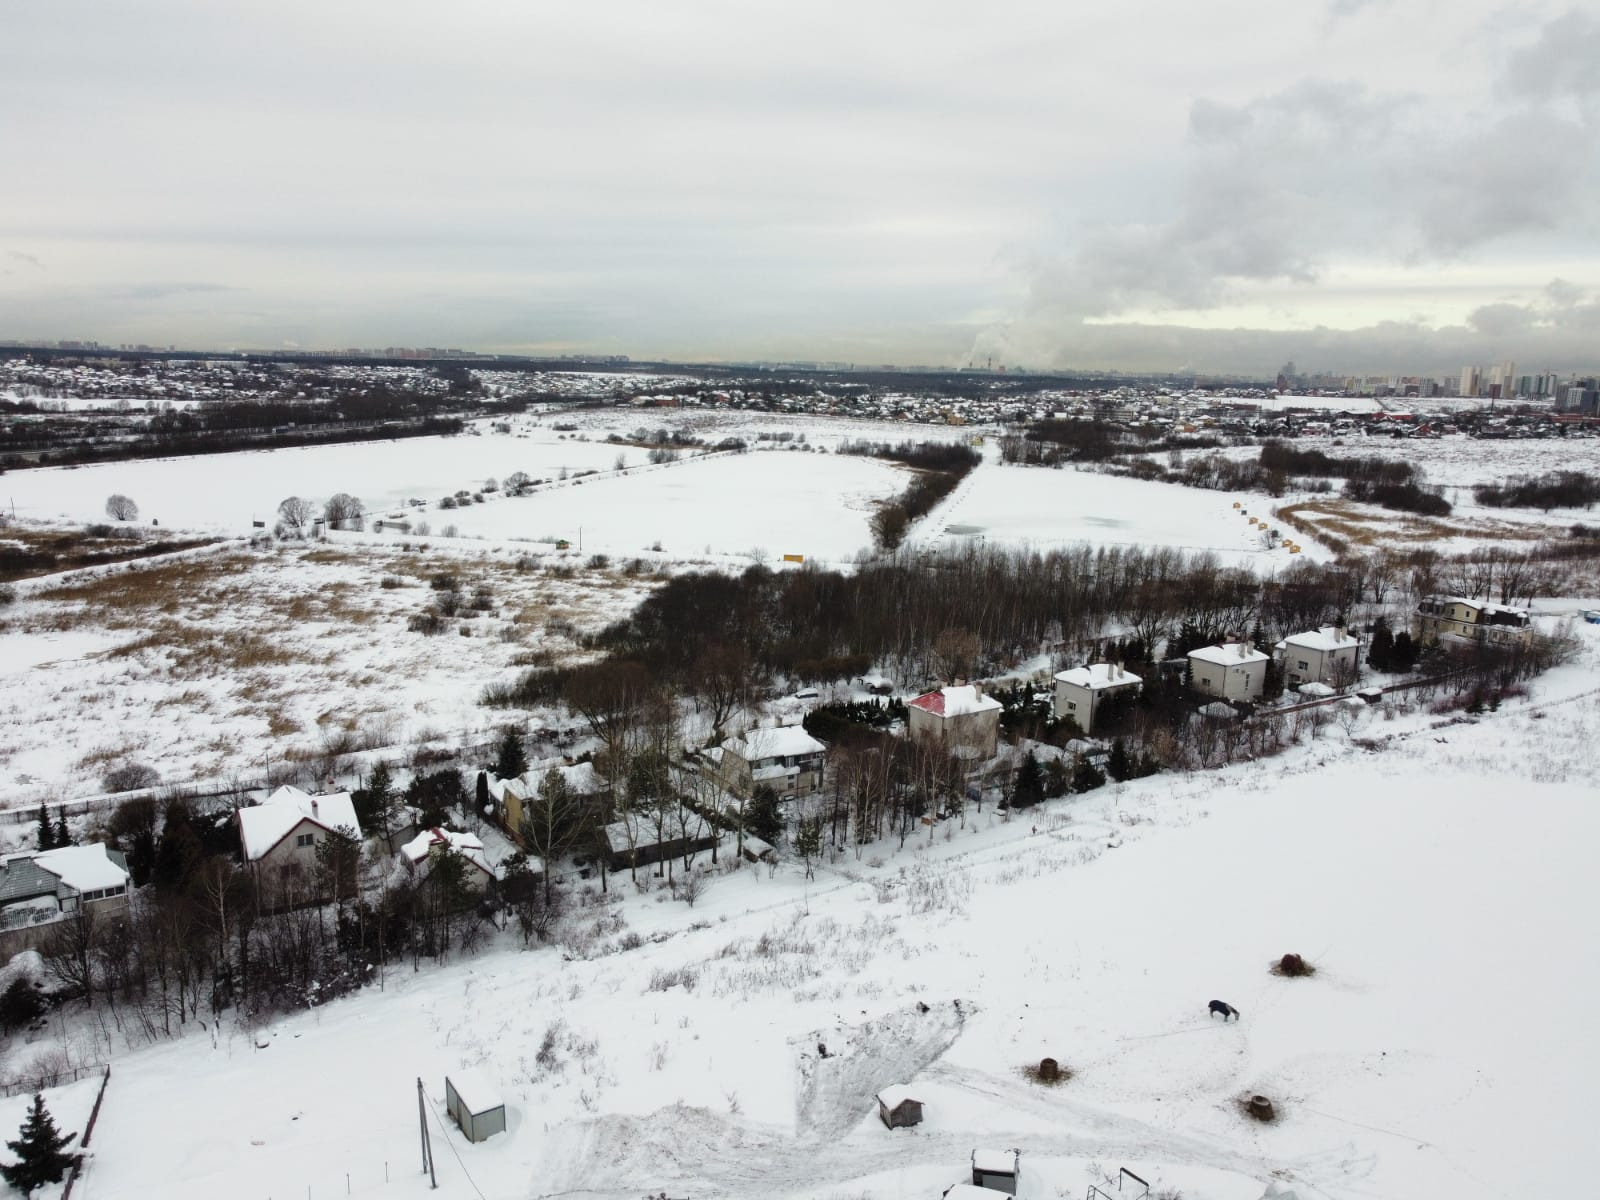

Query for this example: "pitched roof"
[908,685,1002,717]
[400,827,492,878]
[724,726,826,761]
[1055,663,1143,690]
[1278,626,1358,653]
[34,844,129,892]
[1188,643,1270,666]
[238,785,362,862]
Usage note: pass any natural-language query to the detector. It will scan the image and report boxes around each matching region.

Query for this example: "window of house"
[297,833,315,847]
[1067,701,1077,710]
[1297,660,1309,670]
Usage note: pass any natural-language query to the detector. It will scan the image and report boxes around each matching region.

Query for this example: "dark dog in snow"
[1209,1000,1239,1021]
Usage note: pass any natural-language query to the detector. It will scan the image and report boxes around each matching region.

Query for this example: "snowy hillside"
[45,641,1600,1200]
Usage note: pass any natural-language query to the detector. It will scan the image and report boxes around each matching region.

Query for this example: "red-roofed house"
[907,684,1002,758]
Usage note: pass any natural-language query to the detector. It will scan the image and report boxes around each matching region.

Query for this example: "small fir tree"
[52,809,71,849]
[0,1092,81,1194]
[1070,753,1106,794]
[1105,739,1132,783]
[35,803,53,852]
[475,771,491,821]
[1012,752,1045,808]
[494,726,527,781]
[1367,619,1394,671]
[747,786,783,844]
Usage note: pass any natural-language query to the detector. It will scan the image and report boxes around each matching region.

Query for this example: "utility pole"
[417,1078,436,1188]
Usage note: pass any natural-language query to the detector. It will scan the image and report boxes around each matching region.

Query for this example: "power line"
[419,1085,490,1200]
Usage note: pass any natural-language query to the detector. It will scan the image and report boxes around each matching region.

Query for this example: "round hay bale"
[1248,1094,1276,1121]
[1038,1057,1059,1082]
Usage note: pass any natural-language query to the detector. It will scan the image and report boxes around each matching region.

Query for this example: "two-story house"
[1415,596,1532,647]
[1188,641,1271,702]
[907,684,1003,759]
[1053,663,1142,735]
[237,785,363,905]
[0,843,132,956]
[709,726,828,799]
[1274,626,1361,688]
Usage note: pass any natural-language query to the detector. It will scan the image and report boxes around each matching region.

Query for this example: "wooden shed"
[445,1070,506,1144]
[876,1084,923,1129]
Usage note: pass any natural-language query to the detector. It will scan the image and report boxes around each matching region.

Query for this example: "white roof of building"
[876,1084,919,1108]
[910,685,1002,717]
[1055,663,1143,689]
[238,786,361,861]
[446,1068,503,1114]
[1297,681,1337,697]
[725,725,826,761]
[524,759,604,795]
[972,1148,1017,1174]
[1278,626,1358,653]
[401,828,491,876]
[1188,643,1270,666]
[34,844,129,892]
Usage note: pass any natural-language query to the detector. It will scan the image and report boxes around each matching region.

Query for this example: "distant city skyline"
[2,2,1597,375]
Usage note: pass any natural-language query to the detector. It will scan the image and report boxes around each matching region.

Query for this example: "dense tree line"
[1474,471,1600,512]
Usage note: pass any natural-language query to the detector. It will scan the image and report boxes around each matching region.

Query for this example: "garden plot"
[427,448,906,564]
[913,462,1320,566]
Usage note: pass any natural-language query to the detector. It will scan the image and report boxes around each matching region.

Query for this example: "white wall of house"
[1190,654,1268,701]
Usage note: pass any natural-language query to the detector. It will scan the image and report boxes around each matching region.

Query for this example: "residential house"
[600,810,719,875]
[237,785,363,903]
[1053,663,1142,734]
[1187,641,1271,702]
[400,827,497,892]
[0,844,131,957]
[1415,596,1532,646]
[1274,626,1361,688]
[707,725,827,800]
[494,759,605,841]
[907,684,1002,759]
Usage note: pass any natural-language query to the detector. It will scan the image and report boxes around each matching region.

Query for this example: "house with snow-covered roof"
[1275,625,1360,688]
[1414,596,1532,647]
[907,684,1002,759]
[494,760,605,842]
[236,785,363,903]
[1187,641,1271,702]
[709,725,827,799]
[1053,663,1142,734]
[0,843,131,956]
[400,827,498,892]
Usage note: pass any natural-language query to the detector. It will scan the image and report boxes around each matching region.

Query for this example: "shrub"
[1270,952,1317,977]
[103,762,160,793]
[408,610,445,635]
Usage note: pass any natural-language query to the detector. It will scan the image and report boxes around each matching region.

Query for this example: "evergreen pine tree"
[1106,739,1131,783]
[152,799,202,892]
[0,1092,81,1193]
[1071,754,1106,793]
[747,786,783,843]
[35,803,53,852]
[494,726,527,781]
[1367,619,1394,671]
[475,771,491,821]
[52,809,71,849]
[1392,630,1419,671]
[1013,752,1044,807]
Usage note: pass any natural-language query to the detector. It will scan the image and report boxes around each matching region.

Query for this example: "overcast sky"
[2,1,1596,375]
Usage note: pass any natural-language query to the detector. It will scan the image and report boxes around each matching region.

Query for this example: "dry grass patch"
[1275,498,1550,551]
[1270,952,1318,978]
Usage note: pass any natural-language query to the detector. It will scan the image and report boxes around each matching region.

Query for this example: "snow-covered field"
[428,449,905,564]
[914,460,1325,566]
[0,541,657,803]
[51,628,1600,1200]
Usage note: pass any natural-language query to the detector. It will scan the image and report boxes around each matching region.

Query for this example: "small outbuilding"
[444,1070,506,1144]
[971,1148,1019,1194]
[877,1084,923,1129]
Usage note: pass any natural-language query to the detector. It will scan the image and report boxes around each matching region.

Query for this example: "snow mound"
[793,999,969,1139]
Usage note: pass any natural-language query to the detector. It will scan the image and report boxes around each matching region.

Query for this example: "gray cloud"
[1503,9,1600,102]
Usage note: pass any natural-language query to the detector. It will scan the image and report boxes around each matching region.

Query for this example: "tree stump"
[1248,1094,1276,1121]
[1280,953,1305,976]
[1038,1057,1059,1082]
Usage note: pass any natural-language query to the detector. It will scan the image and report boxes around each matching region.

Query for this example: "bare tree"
[105,494,139,522]
[323,493,365,531]
[277,496,313,531]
